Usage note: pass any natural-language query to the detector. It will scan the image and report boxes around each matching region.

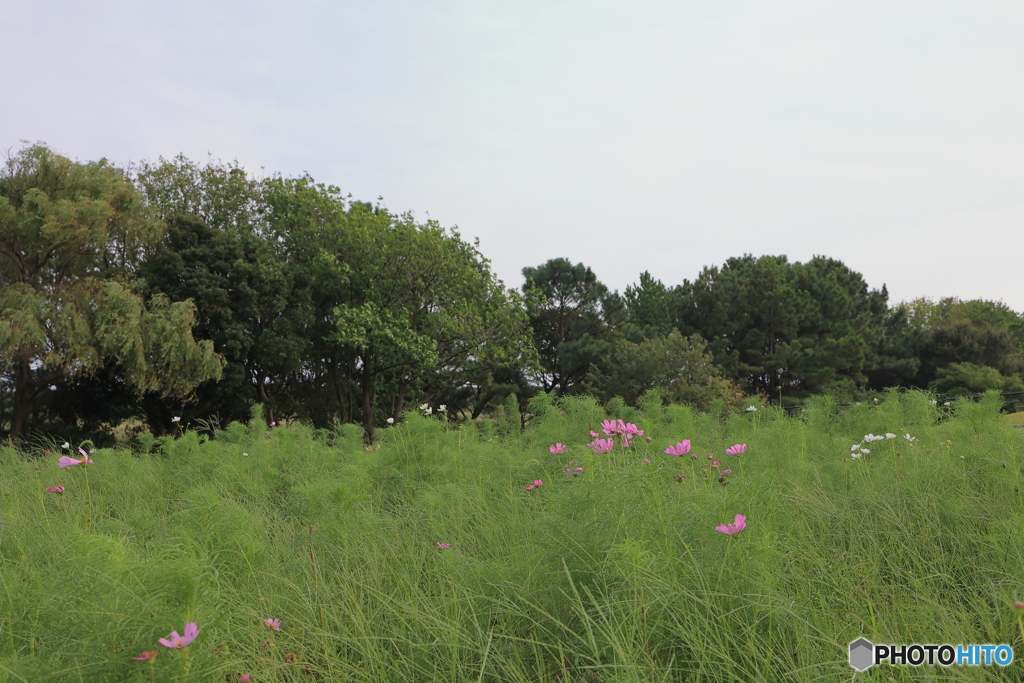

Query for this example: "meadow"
[1,390,1023,682]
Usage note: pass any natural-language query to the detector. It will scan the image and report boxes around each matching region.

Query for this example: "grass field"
[1,390,1023,682]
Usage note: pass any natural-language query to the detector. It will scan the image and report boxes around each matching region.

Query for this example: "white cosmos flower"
[904,434,916,441]
[885,433,896,439]
[172,416,181,423]
[851,452,862,459]
[439,405,447,412]
[860,448,871,454]
[387,417,395,424]
[61,442,69,449]
[851,444,861,451]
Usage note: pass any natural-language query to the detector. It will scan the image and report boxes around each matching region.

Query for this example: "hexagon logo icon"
[849,638,874,671]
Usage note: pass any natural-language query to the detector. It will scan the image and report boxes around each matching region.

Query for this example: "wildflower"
[264,618,281,632]
[711,460,720,468]
[850,452,862,459]
[885,433,896,439]
[419,403,429,411]
[439,405,447,412]
[159,622,199,648]
[61,442,69,449]
[863,433,883,442]
[269,421,276,427]
[524,479,544,490]
[715,514,747,536]
[243,452,249,457]
[601,419,624,435]
[387,417,395,424]
[588,438,614,455]
[744,406,758,412]
[719,468,732,475]
[549,443,567,454]
[172,416,181,423]
[645,436,652,441]
[639,458,650,464]
[240,676,251,683]
[724,444,747,455]
[664,441,691,457]
[851,444,861,451]
[58,452,93,468]
[675,475,685,482]
[860,448,870,455]
[46,485,65,494]
[1014,602,1024,613]
[904,433,916,442]
[929,400,937,405]
[944,401,951,406]
[589,430,599,438]
[436,542,451,549]
[133,650,158,661]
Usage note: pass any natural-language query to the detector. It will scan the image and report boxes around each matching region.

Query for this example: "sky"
[3,1,1023,311]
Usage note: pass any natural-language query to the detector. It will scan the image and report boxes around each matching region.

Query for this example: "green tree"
[585,331,744,409]
[0,145,222,439]
[929,362,1024,396]
[677,254,886,402]
[522,258,617,394]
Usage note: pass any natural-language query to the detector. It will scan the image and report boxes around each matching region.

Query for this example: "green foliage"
[872,297,1024,392]
[677,254,887,402]
[522,258,617,395]
[0,145,222,440]
[2,395,1022,681]
[929,362,1024,396]
[586,330,745,409]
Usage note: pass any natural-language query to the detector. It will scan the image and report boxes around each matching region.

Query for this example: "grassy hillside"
[1,391,1022,682]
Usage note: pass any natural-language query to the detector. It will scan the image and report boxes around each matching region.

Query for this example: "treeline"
[1,145,1022,443]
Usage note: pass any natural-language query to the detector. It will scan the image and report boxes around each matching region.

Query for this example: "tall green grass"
[1,391,1022,682]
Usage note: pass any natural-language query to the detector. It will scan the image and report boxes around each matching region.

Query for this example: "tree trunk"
[10,359,40,441]
[361,356,376,444]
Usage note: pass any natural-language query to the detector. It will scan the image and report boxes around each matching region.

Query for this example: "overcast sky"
[3,1,1022,311]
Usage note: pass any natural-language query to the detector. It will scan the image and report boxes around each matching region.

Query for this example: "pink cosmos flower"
[715,514,747,536]
[58,450,93,468]
[133,650,158,661]
[725,444,748,455]
[264,618,281,632]
[719,469,732,476]
[240,676,251,683]
[639,458,650,464]
[549,443,567,454]
[664,441,691,457]
[588,438,614,455]
[601,419,624,435]
[711,460,720,468]
[46,485,65,494]
[524,479,544,490]
[158,622,199,648]
[675,474,685,482]
[436,542,451,549]
[589,430,599,438]
[645,436,652,441]
[623,423,644,437]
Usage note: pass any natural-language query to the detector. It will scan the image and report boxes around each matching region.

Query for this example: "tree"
[0,145,222,439]
[522,258,617,394]
[929,362,1024,396]
[867,297,1024,391]
[585,331,745,409]
[677,255,887,402]
[622,271,677,340]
